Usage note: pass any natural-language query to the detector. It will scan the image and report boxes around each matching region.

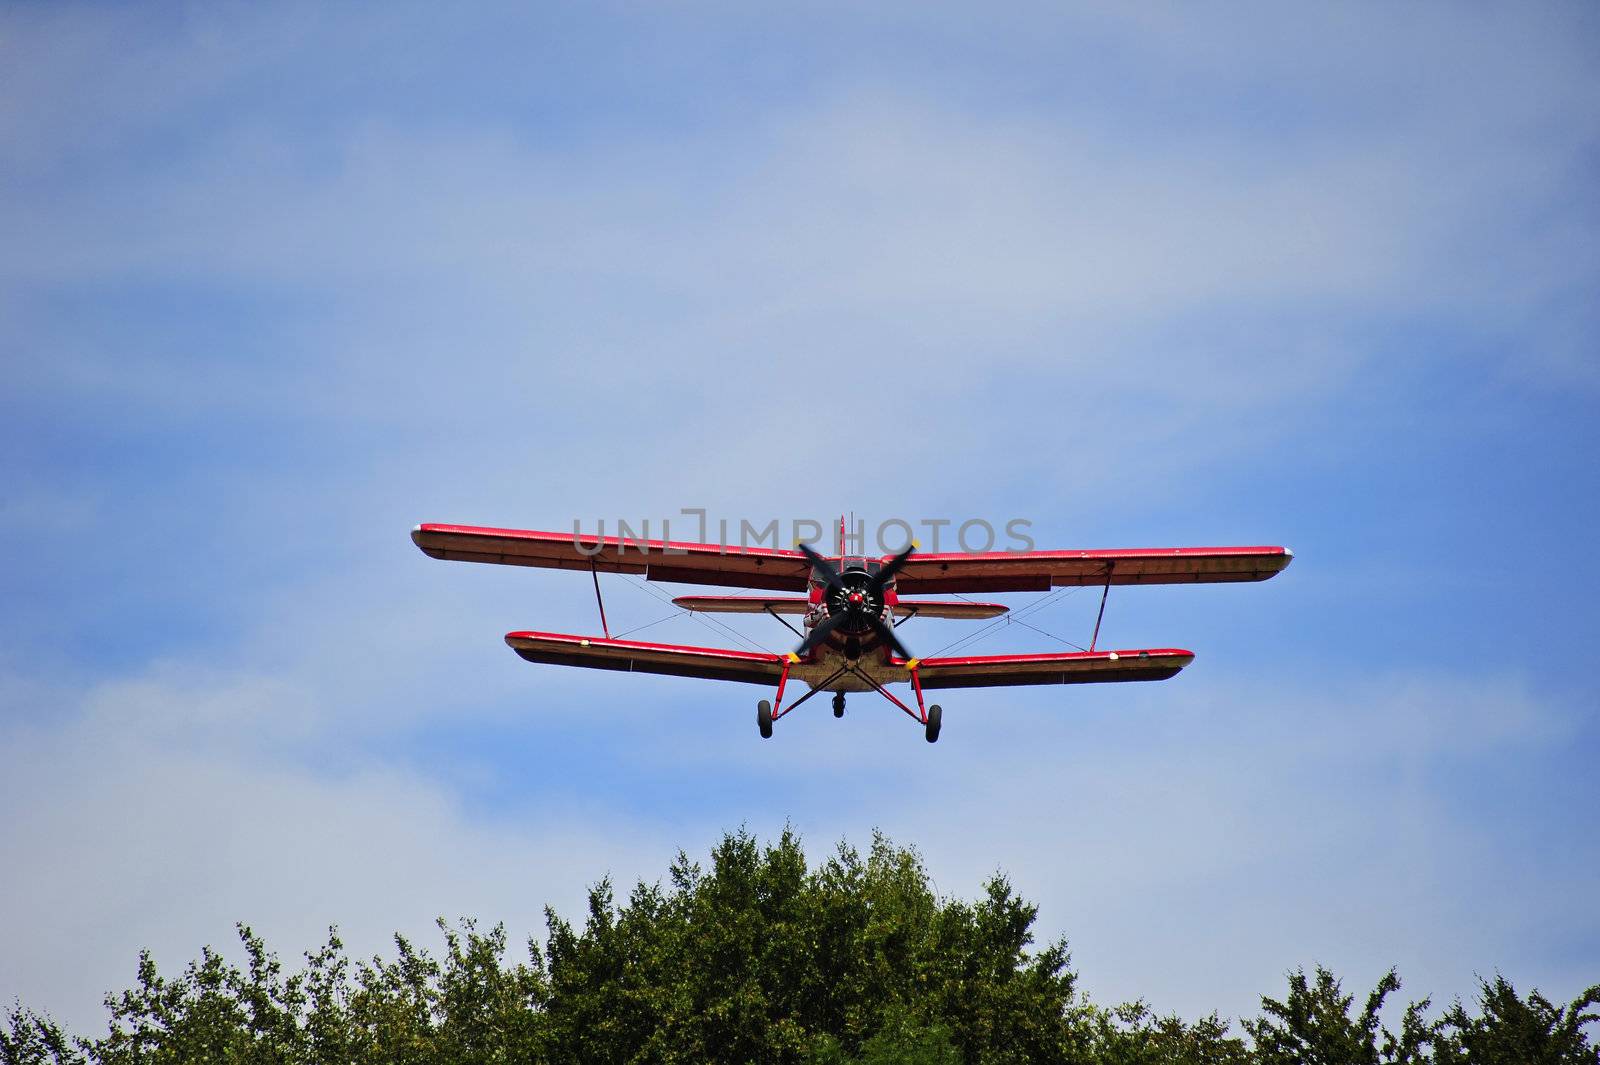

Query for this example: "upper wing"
[894,546,1292,594]
[415,525,1290,595]
[912,648,1194,688]
[414,524,811,591]
[505,631,788,685]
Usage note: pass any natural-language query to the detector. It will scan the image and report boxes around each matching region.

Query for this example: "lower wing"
[505,631,787,685]
[503,633,1192,690]
[911,648,1194,688]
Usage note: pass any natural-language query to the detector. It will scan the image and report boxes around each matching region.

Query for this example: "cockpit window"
[843,557,868,572]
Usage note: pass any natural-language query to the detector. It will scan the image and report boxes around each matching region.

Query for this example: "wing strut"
[1089,563,1113,652]
[590,558,611,639]
[767,658,928,727]
[764,605,805,640]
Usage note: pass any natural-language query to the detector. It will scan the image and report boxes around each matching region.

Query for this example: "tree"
[3,1004,82,1065]
[1090,1001,1251,1065]
[3,829,1596,1064]
[1241,966,1433,1065]
[536,827,1088,1062]
[1433,975,1600,1065]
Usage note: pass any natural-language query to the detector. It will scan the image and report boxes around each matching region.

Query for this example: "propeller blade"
[795,612,846,658]
[796,541,842,591]
[870,543,916,592]
[868,615,914,662]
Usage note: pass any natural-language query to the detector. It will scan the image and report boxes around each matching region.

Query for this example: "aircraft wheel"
[832,692,846,718]
[924,704,942,744]
[757,699,774,739]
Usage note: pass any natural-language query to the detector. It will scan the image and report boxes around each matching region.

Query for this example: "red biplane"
[412,520,1291,742]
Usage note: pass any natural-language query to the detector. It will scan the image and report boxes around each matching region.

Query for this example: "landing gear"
[754,659,938,743]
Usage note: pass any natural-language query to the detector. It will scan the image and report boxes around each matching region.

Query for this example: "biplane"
[412,520,1292,743]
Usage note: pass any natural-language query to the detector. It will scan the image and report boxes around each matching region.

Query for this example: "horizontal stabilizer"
[672,595,1008,620]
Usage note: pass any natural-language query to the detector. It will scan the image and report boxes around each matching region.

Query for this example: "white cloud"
[4,645,1592,1031]
[2,84,1569,521]
[0,682,674,1035]
[869,671,1598,1021]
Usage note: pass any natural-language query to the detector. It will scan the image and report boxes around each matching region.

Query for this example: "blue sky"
[2,0,1597,1033]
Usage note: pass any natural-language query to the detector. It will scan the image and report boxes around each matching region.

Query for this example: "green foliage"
[1242,966,1432,1065]
[806,1016,963,1065]
[2,829,1595,1064]
[1433,975,1600,1065]
[3,1005,81,1065]
[532,828,1083,1063]
[1090,1001,1251,1065]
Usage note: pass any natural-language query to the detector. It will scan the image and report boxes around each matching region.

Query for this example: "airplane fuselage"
[803,555,902,669]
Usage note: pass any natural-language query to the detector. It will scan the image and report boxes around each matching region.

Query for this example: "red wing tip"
[506,630,572,642]
[899,648,1195,668]
[504,631,783,661]
[1095,647,1194,659]
[505,631,620,651]
[1093,648,1195,659]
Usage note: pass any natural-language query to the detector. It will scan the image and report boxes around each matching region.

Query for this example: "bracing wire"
[927,586,1084,658]
[610,611,687,641]
[1005,614,1087,653]
[621,575,777,654]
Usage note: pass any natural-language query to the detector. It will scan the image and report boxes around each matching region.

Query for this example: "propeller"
[797,541,841,590]
[794,541,916,660]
